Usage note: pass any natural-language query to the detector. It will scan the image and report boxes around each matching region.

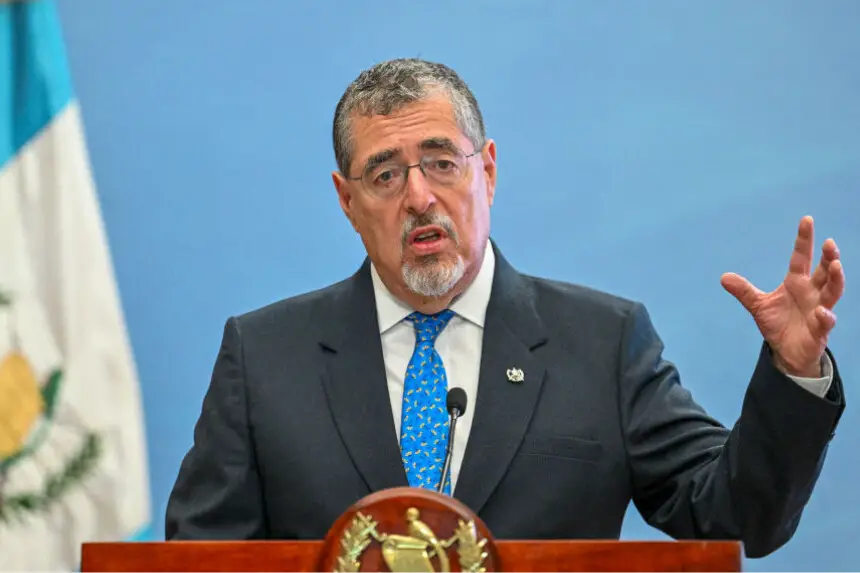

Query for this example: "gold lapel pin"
[506,368,524,383]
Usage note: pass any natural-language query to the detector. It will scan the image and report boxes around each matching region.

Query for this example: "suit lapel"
[318,260,408,493]
[454,246,548,514]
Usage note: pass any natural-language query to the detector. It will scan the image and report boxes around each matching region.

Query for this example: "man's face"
[333,95,497,303]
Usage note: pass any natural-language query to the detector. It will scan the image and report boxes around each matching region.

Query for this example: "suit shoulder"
[229,276,352,335]
[522,274,642,321]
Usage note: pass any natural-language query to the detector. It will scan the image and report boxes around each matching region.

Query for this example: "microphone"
[438,387,468,494]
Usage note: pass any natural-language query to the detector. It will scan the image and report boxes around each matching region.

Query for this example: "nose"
[403,165,437,214]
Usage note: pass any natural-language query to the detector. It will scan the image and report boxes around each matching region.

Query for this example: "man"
[165,59,846,558]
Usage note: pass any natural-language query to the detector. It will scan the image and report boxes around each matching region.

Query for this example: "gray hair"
[332,58,486,176]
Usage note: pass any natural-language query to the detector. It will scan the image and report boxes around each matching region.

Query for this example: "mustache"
[401,212,458,245]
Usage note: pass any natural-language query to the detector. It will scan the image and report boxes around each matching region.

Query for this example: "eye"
[372,166,403,186]
[428,158,457,172]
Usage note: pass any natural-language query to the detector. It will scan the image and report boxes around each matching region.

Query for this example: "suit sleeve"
[619,303,845,558]
[164,317,268,540]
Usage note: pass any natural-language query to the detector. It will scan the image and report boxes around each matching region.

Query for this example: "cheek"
[456,186,487,224]
[450,190,490,245]
[359,206,401,248]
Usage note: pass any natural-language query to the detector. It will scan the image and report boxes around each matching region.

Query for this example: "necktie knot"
[406,310,455,345]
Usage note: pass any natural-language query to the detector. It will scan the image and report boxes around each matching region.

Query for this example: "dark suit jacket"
[165,243,845,558]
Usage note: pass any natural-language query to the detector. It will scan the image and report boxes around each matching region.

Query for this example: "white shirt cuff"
[785,353,834,398]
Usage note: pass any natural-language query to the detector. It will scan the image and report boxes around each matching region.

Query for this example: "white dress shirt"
[369,240,834,493]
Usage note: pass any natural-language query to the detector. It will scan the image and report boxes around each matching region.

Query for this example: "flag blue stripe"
[0,0,74,170]
[126,523,155,542]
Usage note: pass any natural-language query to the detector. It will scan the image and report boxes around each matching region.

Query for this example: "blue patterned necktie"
[399,309,456,495]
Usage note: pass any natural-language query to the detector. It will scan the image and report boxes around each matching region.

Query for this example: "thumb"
[720,272,763,313]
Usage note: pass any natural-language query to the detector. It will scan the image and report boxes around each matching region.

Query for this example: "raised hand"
[720,216,845,378]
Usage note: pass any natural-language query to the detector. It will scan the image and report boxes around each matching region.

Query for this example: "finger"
[811,238,840,288]
[820,259,845,309]
[720,272,765,313]
[788,215,815,276]
[815,306,837,333]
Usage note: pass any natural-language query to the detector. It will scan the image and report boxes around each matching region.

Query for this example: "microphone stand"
[437,408,461,494]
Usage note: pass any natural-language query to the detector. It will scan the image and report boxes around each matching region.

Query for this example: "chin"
[402,256,466,298]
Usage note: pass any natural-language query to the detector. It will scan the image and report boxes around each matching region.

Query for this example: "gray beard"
[402,255,466,297]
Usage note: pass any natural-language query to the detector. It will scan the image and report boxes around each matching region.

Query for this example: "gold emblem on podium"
[334,507,488,573]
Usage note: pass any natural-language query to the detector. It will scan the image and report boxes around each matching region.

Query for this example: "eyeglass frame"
[345,141,484,199]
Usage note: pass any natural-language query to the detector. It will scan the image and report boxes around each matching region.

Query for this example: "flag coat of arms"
[0,1,151,569]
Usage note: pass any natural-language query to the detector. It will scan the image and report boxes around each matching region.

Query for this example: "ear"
[481,139,498,206]
[332,171,359,232]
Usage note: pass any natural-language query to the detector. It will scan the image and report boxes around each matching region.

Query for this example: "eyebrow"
[420,137,460,155]
[361,137,462,174]
[364,148,400,174]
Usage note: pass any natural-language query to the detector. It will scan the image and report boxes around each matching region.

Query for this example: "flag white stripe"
[0,101,150,570]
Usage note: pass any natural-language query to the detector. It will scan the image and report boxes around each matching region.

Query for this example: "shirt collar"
[370,240,495,333]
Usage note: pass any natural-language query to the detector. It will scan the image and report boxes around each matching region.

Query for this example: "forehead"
[349,96,471,168]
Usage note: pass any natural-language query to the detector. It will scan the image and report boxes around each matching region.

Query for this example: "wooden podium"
[81,488,741,572]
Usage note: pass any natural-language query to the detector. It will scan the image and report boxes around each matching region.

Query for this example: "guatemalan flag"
[0,1,150,569]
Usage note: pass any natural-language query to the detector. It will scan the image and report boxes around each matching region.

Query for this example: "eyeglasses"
[347,147,482,200]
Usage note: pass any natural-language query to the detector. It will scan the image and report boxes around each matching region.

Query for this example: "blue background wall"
[55,1,859,570]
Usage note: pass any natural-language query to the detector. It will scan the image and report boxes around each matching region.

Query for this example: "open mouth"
[405,225,451,255]
[408,226,447,245]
